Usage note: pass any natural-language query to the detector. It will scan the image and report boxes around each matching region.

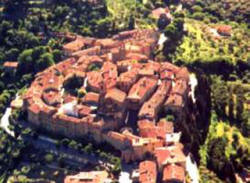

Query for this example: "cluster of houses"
[64,171,112,183]
[21,29,192,183]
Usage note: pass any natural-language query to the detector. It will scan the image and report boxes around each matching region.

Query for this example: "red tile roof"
[81,92,100,105]
[154,146,186,168]
[3,61,18,68]
[64,171,110,183]
[127,77,158,108]
[139,161,157,183]
[138,80,172,120]
[105,88,127,105]
[162,164,185,183]
[151,7,170,19]
[63,37,85,53]
[217,25,232,36]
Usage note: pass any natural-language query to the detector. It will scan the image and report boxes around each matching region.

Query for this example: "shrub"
[44,153,54,163]
[192,12,205,20]
[5,48,20,61]
[157,14,170,30]
[192,5,203,13]
[166,114,175,122]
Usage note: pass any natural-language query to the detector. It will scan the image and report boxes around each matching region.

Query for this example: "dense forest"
[0,0,249,182]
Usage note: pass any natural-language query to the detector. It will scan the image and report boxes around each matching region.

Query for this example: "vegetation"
[184,0,250,23]
[199,112,250,181]
[172,19,249,74]
[0,129,28,182]
[63,74,84,96]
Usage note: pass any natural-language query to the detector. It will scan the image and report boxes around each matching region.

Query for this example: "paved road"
[0,107,15,137]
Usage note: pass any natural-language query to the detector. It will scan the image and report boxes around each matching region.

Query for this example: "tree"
[52,49,63,63]
[166,114,175,122]
[228,87,234,120]
[5,48,20,61]
[240,111,250,136]
[211,76,228,117]
[17,49,34,74]
[44,153,54,163]
[110,157,121,175]
[37,53,55,71]
[84,143,93,154]
[68,140,78,150]
[191,5,203,13]
[164,16,184,40]
[192,12,205,20]
[157,14,170,30]
[207,137,228,176]
[235,88,244,123]
[63,74,84,96]
[105,0,137,30]
[61,138,70,147]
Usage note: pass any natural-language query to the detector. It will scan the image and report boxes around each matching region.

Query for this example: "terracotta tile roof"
[172,80,188,97]
[87,71,104,92]
[160,70,174,80]
[139,161,157,183]
[162,164,185,183]
[77,105,92,118]
[137,119,155,129]
[95,38,118,49]
[63,37,85,53]
[154,147,171,168]
[42,88,61,107]
[217,25,232,36]
[138,68,155,77]
[154,146,186,168]
[3,61,18,68]
[165,93,184,109]
[117,69,139,92]
[55,113,81,124]
[81,92,100,105]
[72,46,101,58]
[160,62,180,74]
[55,58,76,73]
[144,62,161,73]
[63,95,77,104]
[127,77,158,108]
[126,53,148,62]
[117,59,141,72]
[105,88,127,105]
[114,30,138,40]
[138,80,171,120]
[175,67,189,82]
[151,7,170,19]
[28,104,41,114]
[64,171,110,183]
[106,131,129,149]
[101,62,118,90]
[157,119,174,134]
[138,119,173,140]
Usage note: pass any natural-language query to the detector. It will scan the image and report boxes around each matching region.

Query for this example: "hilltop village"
[20,29,199,183]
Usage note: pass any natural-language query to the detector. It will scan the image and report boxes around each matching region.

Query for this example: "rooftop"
[139,161,157,183]
[23,29,190,183]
